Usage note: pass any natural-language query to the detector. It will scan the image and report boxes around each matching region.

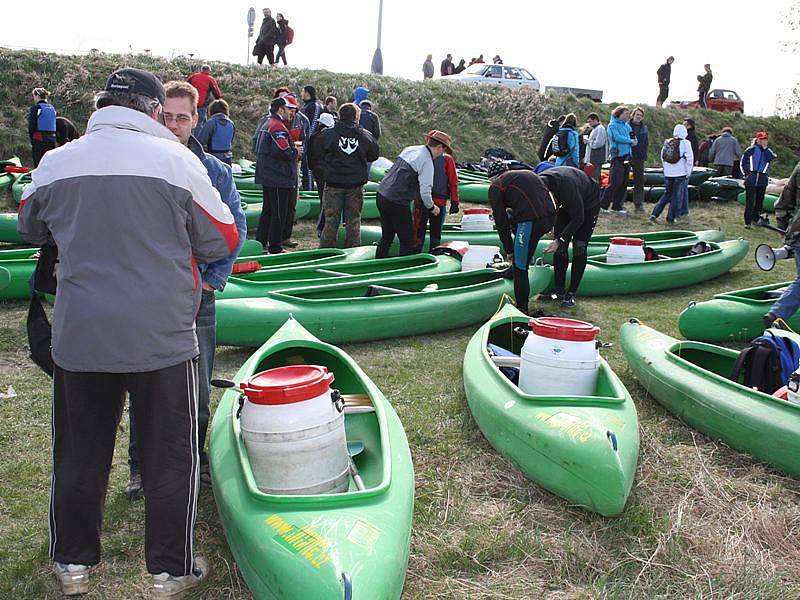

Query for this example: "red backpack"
[286,26,295,45]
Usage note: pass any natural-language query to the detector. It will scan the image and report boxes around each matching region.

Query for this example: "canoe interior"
[235,344,386,496]
[717,282,790,303]
[0,248,39,261]
[670,343,738,379]
[238,255,440,283]
[589,230,700,244]
[235,248,344,268]
[590,242,721,264]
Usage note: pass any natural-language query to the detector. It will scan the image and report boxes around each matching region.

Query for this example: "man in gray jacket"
[423,54,434,79]
[709,127,743,177]
[584,112,607,182]
[18,68,239,599]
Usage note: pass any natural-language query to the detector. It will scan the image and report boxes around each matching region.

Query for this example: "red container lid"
[240,365,334,405]
[463,208,491,215]
[773,386,789,400]
[609,237,644,246]
[529,317,600,342]
[232,260,261,274]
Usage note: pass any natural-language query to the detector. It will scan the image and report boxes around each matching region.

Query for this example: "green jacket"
[776,162,800,247]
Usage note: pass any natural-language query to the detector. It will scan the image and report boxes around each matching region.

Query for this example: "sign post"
[247,7,256,66]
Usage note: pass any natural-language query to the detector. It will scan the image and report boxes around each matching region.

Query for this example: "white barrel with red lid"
[462,244,504,271]
[519,317,601,396]
[239,365,350,495]
[460,207,493,231]
[606,237,645,264]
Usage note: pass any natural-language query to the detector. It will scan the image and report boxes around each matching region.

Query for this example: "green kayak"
[220,253,462,300]
[216,266,553,347]
[0,247,41,300]
[0,267,10,293]
[0,213,23,244]
[209,317,414,599]
[241,199,312,230]
[464,303,639,516]
[642,166,715,187]
[737,191,779,213]
[678,281,795,342]
[11,171,32,204]
[239,190,380,220]
[553,239,748,296]
[629,185,700,203]
[0,157,22,193]
[620,320,800,478]
[232,246,377,271]
[699,178,742,202]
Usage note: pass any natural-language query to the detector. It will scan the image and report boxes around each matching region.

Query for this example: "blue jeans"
[129,289,215,472]
[679,178,689,216]
[770,251,800,321]
[651,176,685,223]
[193,107,207,135]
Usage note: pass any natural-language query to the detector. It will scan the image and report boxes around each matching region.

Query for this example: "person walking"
[17,67,239,598]
[253,95,300,254]
[553,113,580,168]
[709,127,743,177]
[697,64,713,109]
[423,54,434,79]
[650,123,694,224]
[539,166,601,308]
[584,113,606,181]
[538,115,565,162]
[765,160,800,327]
[275,14,291,66]
[413,134,459,252]
[314,103,379,248]
[307,112,336,236]
[630,107,649,211]
[186,65,222,131]
[126,81,246,499]
[195,99,236,165]
[28,87,57,166]
[375,133,449,257]
[253,7,277,65]
[487,162,557,315]
[440,53,454,76]
[741,132,777,228]
[656,56,674,107]
[600,105,635,214]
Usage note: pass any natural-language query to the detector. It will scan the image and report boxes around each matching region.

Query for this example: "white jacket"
[661,124,694,178]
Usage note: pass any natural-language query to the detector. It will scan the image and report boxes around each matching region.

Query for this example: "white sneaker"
[152,557,209,599]
[611,209,628,216]
[54,562,90,596]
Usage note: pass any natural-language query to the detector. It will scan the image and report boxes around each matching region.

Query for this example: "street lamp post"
[370,0,384,75]
[247,7,256,66]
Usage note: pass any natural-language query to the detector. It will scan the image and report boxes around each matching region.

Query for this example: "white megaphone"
[755,244,794,271]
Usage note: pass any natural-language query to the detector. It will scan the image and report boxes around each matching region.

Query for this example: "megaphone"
[755,244,794,271]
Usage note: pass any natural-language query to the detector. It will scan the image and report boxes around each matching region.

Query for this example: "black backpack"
[550,130,571,157]
[729,332,800,394]
[662,137,683,164]
[26,244,59,377]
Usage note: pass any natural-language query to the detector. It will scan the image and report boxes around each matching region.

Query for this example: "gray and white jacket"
[377,145,435,209]
[18,106,239,373]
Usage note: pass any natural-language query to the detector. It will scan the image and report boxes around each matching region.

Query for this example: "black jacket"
[255,16,277,49]
[686,129,699,162]
[538,119,560,161]
[657,62,671,85]
[313,121,379,188]
[359,109,381,140]
[489,170,557,254]
[55,117,80,146]
[307,126,329,181]
[539,167,600,243]
[276,20,289,46]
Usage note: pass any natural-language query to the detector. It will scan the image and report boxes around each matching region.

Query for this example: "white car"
[443,63,540,91]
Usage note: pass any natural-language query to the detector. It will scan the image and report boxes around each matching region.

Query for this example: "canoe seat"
[487,344,519,384]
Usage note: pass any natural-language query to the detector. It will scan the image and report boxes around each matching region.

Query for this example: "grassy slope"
[3,49,800,599]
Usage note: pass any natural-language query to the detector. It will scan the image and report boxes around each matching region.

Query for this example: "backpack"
[286,26,294,45]
[662,137,683,164]
[551,130,571,157]
[729,331,800,394]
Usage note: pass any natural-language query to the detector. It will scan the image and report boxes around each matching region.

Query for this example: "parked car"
[671,89,744,113]
[545,86,603,102]
[443,63,540,91]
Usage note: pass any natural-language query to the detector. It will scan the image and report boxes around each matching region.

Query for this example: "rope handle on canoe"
[773,317,797,335]
[492,292,515,317]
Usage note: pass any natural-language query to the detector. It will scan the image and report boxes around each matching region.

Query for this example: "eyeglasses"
[162,113,193,124]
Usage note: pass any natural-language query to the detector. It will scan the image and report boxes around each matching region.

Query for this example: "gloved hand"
[449,202,460,215]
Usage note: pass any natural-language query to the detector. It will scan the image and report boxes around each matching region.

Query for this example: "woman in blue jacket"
[28,87,57,167]
[600,105,634,213]
[554,113,580,168]
[741,132,777,228]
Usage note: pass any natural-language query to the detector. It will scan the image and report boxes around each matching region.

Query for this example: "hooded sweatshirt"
[661,124,694,178]
[607,117,633,159]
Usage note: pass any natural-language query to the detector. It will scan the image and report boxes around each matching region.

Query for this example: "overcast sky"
[3,0,795,116]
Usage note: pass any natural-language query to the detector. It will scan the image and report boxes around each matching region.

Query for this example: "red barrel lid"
[774,386,789,400]
[240,365,334,405]
[609,237,644,246]
[529,317,600,342]
[463,208,491,215]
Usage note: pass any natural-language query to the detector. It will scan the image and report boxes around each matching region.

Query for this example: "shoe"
[759,216,770,226]
[560,292,576,308]
[764,312,778,329]
[600,208,610,214]
[268,249,286,255]
[611,209,627,216]
[152,557,209,599]
[648,215,657,223]
[744,224,752,229]
[54,562,90,596]
[537,291,564,303]
[635,205,645,213]
[282,238,299,248]
[200,461,211,486]
[125,472,143,501]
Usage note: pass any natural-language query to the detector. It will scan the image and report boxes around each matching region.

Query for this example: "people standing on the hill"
[697,64,713,109]
[453,59,467,74]
[19,67,238,598]
[487,162,557,315]
[301,85,323,132]
[323,95,339,118]
[55,116,80,146]
[741,132,777,228]
[413,133,459,252]
[650,123,693,224]
[254,7,277,65]
[375,133,449,258]
[440,53,454,76]
[697,133,719,167]
[539,166,601,308]
[423,54,434,79]
[554,113,580,168]
[475,54,485,64]
[28,88,57,167]
[600,105,635,214]
[275,13,291,66]
[656,56,674,107]
[195,99,235,165]
[630,107,649,212]
[493,55,503,64]
[709,127,742,177]
[186,65,222,131]
[358,99,381,141]
[307,112,336,236]
[765,160,800,327]
[126,81,246,501]
[254,95,300,254]
[313,103,379,248]
[538,115,565,161]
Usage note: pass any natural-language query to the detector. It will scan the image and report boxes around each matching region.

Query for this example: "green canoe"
[464,303,639,516]
[553,239,748,296]
[0,157,22,193]
[0,247,40,300]
[209,317,414,599]
[239,190,380,220]
[216,266,553,347]
[620,320,800,478]
[642,166,715,187]
[232,246,377,271]
[0,213,23,244]
[699,177,742,202]
[220,253,462,300]
[11,170,32,204]
[0,267,10,293]
[678,281,795,342]
[240,199,312,230]
[737,191,779,213]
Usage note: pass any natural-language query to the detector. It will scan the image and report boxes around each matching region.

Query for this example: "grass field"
[2,188,800,599]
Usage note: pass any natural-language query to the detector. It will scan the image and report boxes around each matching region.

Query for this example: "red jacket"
[432,154,460,207]
[187,71,223,108]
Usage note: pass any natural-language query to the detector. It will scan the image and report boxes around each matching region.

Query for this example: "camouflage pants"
[320,187,363,248]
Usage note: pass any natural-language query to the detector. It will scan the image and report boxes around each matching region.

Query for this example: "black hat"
[303,85,316,96]
[105,68,166,105]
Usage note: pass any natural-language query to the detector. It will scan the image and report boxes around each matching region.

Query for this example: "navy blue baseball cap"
[105,68,166,105]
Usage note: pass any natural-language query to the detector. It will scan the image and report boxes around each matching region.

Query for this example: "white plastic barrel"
[239,365,350,495]
[462,245,503,271]
[231,163,243,175]
[519,317,600,396]
[460,208,493,231]
[606,237,645,264]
